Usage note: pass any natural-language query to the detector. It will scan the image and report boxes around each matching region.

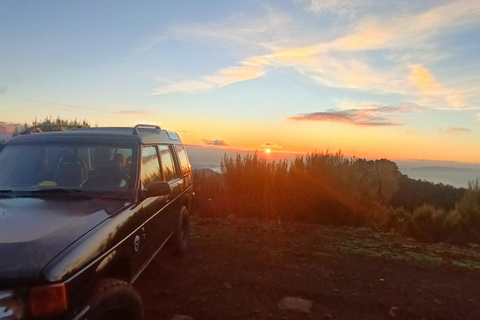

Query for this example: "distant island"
[410,166,476,172]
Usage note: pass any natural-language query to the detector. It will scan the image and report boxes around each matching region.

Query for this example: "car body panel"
[0,197,125,286]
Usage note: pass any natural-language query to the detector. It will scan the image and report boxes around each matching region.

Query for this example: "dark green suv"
[0,124,194,320]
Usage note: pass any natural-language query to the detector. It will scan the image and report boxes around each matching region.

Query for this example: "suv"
[0,124,194,320]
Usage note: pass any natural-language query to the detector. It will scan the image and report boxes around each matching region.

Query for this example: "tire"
[171,206,190,256]
[88,279,143,320]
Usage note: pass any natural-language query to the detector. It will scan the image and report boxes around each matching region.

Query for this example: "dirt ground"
[135,217,480,320]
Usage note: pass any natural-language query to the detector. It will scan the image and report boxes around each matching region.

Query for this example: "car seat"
[55,154,88,187]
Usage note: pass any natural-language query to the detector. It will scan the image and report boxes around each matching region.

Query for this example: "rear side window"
[157,145,178,182]
[141,146,161,188]
[175,145,192,186]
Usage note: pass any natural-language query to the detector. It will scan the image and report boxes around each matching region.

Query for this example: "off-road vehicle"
[0,124,194,320]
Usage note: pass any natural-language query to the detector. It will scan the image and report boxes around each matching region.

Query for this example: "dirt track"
[135,217,480,320]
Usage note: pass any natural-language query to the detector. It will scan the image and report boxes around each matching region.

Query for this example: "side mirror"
[145,181,171,197]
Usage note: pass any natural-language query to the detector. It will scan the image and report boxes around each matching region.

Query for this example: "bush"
[194,151,401,226]
[193,152,480,245]
[401,179,480,244]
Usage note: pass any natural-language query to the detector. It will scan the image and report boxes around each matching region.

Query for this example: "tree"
[31,116,93,132]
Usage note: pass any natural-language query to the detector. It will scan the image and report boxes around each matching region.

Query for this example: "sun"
[265,148,271,154]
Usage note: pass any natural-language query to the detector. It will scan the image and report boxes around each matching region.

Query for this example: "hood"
[0,197,127,285]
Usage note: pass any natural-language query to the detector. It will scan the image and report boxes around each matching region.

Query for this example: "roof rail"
[22,124,83,134]
[132,124,161,135]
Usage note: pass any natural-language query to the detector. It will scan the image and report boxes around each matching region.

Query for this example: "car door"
[156,145,183,235]
[132,145,170,274]
[175,144,193,189]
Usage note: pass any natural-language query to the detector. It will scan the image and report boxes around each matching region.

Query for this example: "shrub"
[400,179,480,244]
[193,152,479,245]
[194,151,396,225]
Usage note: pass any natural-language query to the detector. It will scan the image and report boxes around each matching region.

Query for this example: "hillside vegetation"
[194,152,479,245]
[11,116,93,136]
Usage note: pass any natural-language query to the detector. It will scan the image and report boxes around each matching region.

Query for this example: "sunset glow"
[1,1,479,163]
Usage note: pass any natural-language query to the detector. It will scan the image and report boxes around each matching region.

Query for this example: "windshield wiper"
[24,188,93,198]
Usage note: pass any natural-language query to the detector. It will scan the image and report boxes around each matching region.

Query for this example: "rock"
[322,313,333,319]
[171,315,194,320]
[388,306,399,318]
[223,282,233,290]
[278,297,312,314]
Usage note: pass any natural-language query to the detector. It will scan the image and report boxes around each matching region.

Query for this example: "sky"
[1,0,479,163]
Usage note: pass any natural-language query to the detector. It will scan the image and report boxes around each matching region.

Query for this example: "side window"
[141,146,161,188]
[157,145,178,182]
[175,145,192,186]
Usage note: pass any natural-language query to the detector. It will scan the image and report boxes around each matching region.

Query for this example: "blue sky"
[1,0,479,162]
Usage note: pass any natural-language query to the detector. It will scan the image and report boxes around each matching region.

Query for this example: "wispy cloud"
[113,110,151,115]
[261,142,282,149]
[40,102,151,115]
[295,0,371,16]
[153,1,480,110]
[171,9,292,50]
[410,64,464,108]
[438,127,471,135]
[153,57,267,95]
[137,35,168,53]
[0,85,8,95]
[289,104,423,126]
[203,139,227,146]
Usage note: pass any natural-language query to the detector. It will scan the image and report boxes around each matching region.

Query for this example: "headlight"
[0,291,25,320]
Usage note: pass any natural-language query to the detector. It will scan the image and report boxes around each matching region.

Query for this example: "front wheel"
[89,279,143,320]
[171,206,190,256]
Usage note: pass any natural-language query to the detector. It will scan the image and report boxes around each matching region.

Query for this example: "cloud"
[328,19,394,51]
[261,142,282,149]
[439,127,472,135]
[203,139,227,146]
[295,0,370,16]
[410,65,464,108]
[289,104,423,126]
[0,122,17,134]
[39,102,152,115]
[153,1,480,109]
[171,9,291,50]
[137,35,168,53]
[153,56,267,95]
[113,110,151,115]
[0,85,7,95]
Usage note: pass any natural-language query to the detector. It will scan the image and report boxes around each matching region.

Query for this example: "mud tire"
[89,278,143,320]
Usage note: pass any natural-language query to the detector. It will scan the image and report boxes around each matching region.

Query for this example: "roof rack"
[22,124,83,134]
[132,124,161,135]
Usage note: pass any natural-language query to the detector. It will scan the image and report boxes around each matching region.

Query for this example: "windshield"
[0,143,137,199]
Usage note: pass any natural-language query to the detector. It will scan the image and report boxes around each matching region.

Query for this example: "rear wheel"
[89,279,143,320]
[171,206,190,256]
